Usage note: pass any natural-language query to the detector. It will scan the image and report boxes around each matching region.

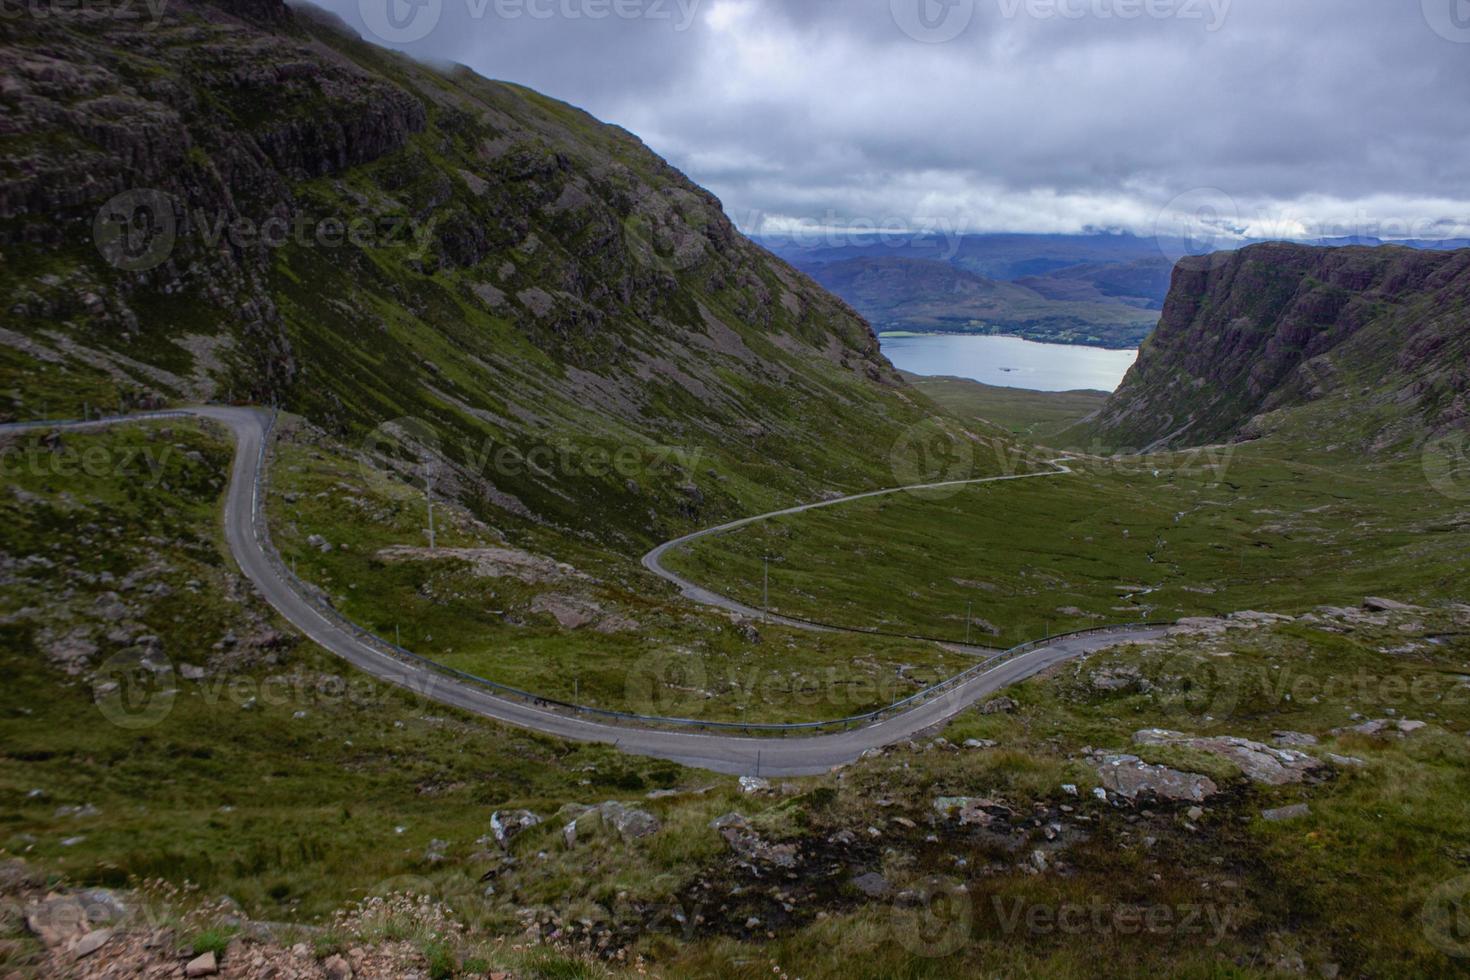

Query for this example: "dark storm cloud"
[302,0,1470,241]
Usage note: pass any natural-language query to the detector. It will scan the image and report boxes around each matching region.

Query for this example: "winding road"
[2,407,1167,777]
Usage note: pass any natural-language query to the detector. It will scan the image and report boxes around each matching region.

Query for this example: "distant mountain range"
[802,256,1160,349]
[759,232,1470,351]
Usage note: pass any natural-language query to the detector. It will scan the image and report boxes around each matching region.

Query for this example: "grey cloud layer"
[307,0,1470,239]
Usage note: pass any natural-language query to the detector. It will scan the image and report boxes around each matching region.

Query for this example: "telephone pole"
[425,466,436,551]
[762,556,770,622]
[965,601,973,645]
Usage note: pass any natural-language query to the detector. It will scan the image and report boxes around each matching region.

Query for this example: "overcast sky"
[306,0,1470,245]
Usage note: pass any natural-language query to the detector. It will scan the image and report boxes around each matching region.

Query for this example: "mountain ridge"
[1072,242,1470,451]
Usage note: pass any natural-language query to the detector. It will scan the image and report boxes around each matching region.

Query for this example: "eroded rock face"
[1131,730,1324,786]
[1094,755,1219,803]
[1085,243,1470,450]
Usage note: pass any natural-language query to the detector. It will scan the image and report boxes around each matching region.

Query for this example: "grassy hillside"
[4,422,1468,977]
[665,435,1469,646]
[901,372,1108,440]
[0,0,961,555]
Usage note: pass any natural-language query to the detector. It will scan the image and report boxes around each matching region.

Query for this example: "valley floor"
[2,412,1469,979]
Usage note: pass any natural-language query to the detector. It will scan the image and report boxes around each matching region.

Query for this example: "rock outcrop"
[1131,730,1325,785]
[1079,243,1470,450]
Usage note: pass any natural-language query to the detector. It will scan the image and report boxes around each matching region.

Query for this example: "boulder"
[739,776,772,795]
[852,872,890,898]
[489,809,541,845]
[1094,755,1218,803]
[980,697,1016,715]
[528,594,601,630]
[560,801,660,846]
[185,951,218,977]
[73,929,112,958]
[1271,731,1318,748]
[1363,597,1420,612]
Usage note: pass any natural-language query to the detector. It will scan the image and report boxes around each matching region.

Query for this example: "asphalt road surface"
[2,408,1167,776]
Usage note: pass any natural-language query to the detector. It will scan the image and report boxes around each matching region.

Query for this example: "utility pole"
[762,556,771,622]
[965,601,973,645]
[425,465,436,552]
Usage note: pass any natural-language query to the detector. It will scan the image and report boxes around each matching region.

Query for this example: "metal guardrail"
[252,410,1173,737]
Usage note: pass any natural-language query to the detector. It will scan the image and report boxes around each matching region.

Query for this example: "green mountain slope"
[1071,243,1470,451]
[0,0,956,548]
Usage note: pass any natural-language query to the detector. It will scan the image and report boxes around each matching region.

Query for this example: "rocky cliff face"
[1,0,925,544]
[1078,243,1470,451]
